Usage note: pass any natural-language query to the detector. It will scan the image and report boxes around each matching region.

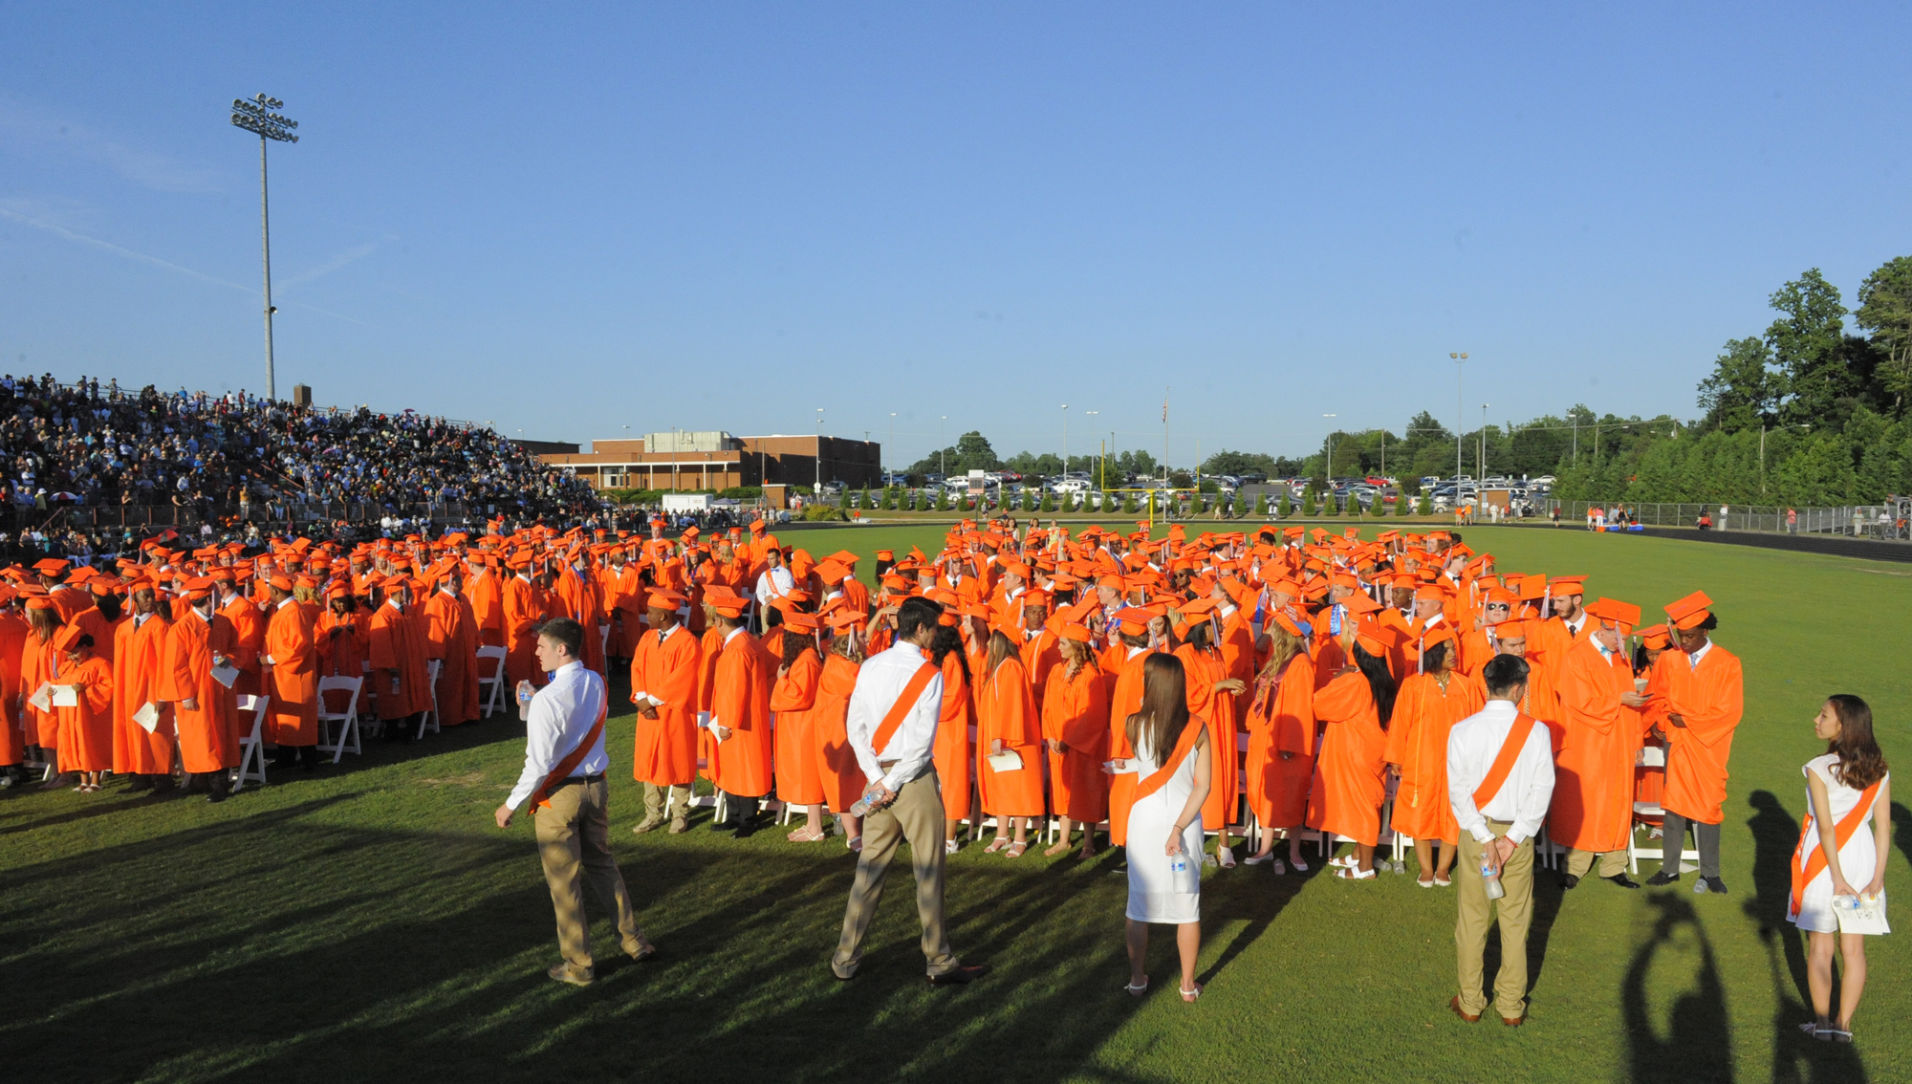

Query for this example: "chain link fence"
[1545,499,1912,542]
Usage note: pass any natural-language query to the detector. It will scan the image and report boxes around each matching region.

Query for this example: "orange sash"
[531,692,609,811]
[1472,713,1538,810]
[871,661,938,755]
[1789,776,1882,918]
[1133,714,1206,802]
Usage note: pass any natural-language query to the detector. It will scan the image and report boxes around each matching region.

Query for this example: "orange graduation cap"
[1638,623,1671,649]
[1663,590,1714,631]
[1583,597,1641,630]
[702,585,749,618]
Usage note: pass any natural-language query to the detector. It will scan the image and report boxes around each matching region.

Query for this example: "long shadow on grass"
[1622,893,1734,1084]
[0,809,1155,1083]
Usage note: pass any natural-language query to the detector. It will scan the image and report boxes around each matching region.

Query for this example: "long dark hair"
[929,622,968,681]
[1126,652,1191,760]
[1827,694,1887,790]
[781,628,814,667]
[1351,643,1397,729]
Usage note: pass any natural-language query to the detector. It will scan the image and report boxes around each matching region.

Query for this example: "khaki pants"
[832,770,959,979]
[643,782,693,824]
[1564,847,1626,879]
[535,778,646,977]
[1456,823,1534,1020]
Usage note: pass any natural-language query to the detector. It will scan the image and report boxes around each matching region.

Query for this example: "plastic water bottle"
[848,793,878,818]
[515,680,535,721]
[1482,860,1505,900]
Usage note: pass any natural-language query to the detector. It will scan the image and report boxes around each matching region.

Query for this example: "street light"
[229,93,299,401]
[1322,413,1337,488]
[1083,410,1099,487]
[1481,403,1490,480]
[887,411,896,483]
[1060,403,1069,478]
[1449,352,1468,483]
[815,408,825,495]
[939,415,947,478]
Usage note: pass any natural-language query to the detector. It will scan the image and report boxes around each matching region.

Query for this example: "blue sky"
[2,3,1907,469]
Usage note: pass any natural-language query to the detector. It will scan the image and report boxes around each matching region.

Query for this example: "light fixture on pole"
[229,93,299,401]
[1481,403,1490,480]
[815,408,825,495]
[1060,403,1069,478]
[1083,410,1099,487]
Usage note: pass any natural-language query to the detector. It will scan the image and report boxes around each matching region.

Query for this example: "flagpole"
[1162,386,1170,486]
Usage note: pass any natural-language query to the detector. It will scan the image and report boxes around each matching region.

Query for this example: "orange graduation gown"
[54,655,114,771]
[1177,644,1240,833]
[424,589,482,726]
[1305,668,1389,847]
[367,600,430,719]
[162,610,240,773]
[112,612,175,775]
[0,611,29,765]
[709,628,774,797]
[1385,671,1485,845]
[631,623,701,787]
[977,655,1044,818]
[932,651,974,823]
[1245,652,1317,829]
[1105,646,1153,846]
[1550,637,1649,853]
[771,649,826,806]
[1041,659,1110,824]
[263,599,319,746]
[814,653,866,812]
[1657,644,1744,824]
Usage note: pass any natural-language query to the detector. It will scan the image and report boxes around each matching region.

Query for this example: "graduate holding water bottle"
[1444,654,1556,1027]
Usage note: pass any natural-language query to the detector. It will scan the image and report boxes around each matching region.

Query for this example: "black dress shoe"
[1697,876,1728,895]
[1560,874,1580,890]
[928,963,989,986]
[1605,874,1641,890]
[1645,870,1680,887]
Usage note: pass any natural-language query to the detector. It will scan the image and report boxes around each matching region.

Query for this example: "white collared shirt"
[754,565,794,606]
[506,660,610,809]
[1447,700,1556,845]
[845,641,944,791]
[1685,639,1713,670]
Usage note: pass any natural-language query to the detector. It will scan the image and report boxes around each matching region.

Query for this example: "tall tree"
[1856,255,1912,415]
[1767,268,1850,425]
[1696,336,1779,432]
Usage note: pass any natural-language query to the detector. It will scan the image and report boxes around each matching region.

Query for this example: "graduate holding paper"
[976,628,1043,856]
[51,625,113,793]
[112,580,176,793]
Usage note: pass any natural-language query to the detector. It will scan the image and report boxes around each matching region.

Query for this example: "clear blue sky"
[3,3,1907,469]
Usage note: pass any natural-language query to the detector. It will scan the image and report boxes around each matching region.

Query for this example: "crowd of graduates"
[0,514,1742,898]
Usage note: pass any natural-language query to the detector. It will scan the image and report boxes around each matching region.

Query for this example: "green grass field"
[4,524,1908,1083]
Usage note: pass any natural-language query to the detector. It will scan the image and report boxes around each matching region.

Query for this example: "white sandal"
[1335,866,1377,881]
[1180,983,1203,1002]
[1216,845,1236,870]
[1123,977,1149,997]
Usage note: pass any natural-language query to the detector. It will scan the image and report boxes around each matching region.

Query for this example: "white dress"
[1791,754,1889,935]
[1125,729,1203,924]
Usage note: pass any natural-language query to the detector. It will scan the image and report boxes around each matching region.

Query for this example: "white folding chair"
[475,645,508,718]
[416,659,443,740]
[232,694,271,794]
[316,675,363,763]
[598,622,610,663]
[1629,744,1700,874]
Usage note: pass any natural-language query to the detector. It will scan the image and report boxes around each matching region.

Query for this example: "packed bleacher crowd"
[0,372,600,524]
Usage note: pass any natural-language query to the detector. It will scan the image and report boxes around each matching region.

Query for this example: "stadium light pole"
[1083,410,1099,486]
[1322,413,1337,486]
[1481,403,1490,480]
[887,411,896,482]
[1449,352,1467,483]
[229,93,299,401]
[1060,403,1069,479]
[815,408,825,495]
[939,415,947,478]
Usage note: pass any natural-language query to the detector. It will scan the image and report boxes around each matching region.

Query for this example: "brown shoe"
[627,942,659,963]
[668,819,690,835]
[1449,996,1481,1023]
[1501,1014,1525,1027]
[631,815,664,835]
[928,963,989,986]
[547,963,594,987]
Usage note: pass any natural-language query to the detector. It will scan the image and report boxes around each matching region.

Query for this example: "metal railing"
[1544,500,1912,541]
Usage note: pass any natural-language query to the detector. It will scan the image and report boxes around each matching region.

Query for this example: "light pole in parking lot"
[1322,413,1337,488]
[1481,403,1490,482]
[815,408,825,494]
[1083,410,1099,486]
[1061,403,1069,478]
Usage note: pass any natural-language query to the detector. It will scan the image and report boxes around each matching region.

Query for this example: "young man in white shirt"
[1446,653,1556,1027]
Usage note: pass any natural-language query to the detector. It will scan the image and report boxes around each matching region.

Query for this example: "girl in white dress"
[1113,654,1213,1002]
[1791,694,1892,1043]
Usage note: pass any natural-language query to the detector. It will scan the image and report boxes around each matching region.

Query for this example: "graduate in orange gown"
[770,612,829,842]
[161,578,240,802]
[1384,625,1484,885]
[1041,626,1109,856]
[1631,624,1674,809]
[1172,604,1245,866]
[551,556,608,677]
[0,592,31,783]
[976,629,1045,854]
[51,624,114,790]
[367,577,431,739]
[1104,612,1157,848]
[214,572,264,698]
[704,586,774,835]
[501,554,548,688]
[1645,592,1744,891]
[602,550,647,663]
[1305,619,1397,878]
[21,598,62,774]
[929,620,974,850]
[111,580,175,791]
[315,588,366,716]
[1242,613,1317,870]
[814,610,867,846]
[629,588,701,834]
[261,574,320,767]
[1550,598,1652,888]
[1018,595,1063,709]
[464,556,506,649]
[424,569,482,727]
